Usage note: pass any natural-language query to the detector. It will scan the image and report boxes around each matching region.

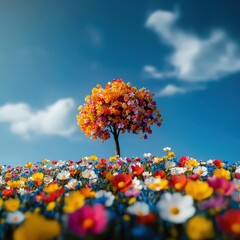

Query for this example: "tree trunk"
[113,128,120,157]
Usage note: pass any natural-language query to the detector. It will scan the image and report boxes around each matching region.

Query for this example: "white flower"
[143,153,152,158]
[82,169,97,179]
[44,176,53,184]
[165,161,176,169]
[144,176,161,185]
[0,176,5,185]
[6,211,25,224]
[142,171,152,178]
[55,160,66,167]
[132,177,143,190]
[65,179,82,190]
[233,178,240,190]
[163,147,171,152]
[127,202,149,216]
[157,192,195,224]
[17,188,27,195]
[206,159,214,165]
[57,170,70,180]
[193,166,208,176]
[170,167,187,175]
[95,190,115,207]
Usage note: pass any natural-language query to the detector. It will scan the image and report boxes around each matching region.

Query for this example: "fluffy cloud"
[0,98,77,139]
[145,10,240,81]
[157,84,205,97]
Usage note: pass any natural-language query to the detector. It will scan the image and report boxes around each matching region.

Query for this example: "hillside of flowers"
[0,148,240,240]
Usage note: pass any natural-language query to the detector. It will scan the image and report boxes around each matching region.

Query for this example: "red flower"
[217,209,240,238]
[189,173,200,181]
[111,173,133,192]
[2,189,14,198]
[154,170,166,179]
[169,175,188,191]
[213,159,224,168]
[234,172,240,179]
[131,165,144,177]
[137,212,155,225]
[178,156,189,167]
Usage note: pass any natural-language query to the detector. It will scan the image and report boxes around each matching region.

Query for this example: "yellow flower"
[147,179,168,191]
[187,216,215,239]
[185,180,213,201]
[214,168,231,180]
[44,183,62,194]
[166,151,175,160]
[42,159,50,163]
[7,180,21,189]
[46,202,56,211]
[13,213,61,240]
[4,198,20,212]
[31,172,44,181]
[0,198,3,207]
[109,156,117,161]
[187,158,199,167]
[63,191,85,213]
[24,162,33,168]
[89,155,98,161]
[128,197,136,205]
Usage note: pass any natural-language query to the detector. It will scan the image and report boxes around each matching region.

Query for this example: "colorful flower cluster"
[0,149,240,239]
[76,79,163,141]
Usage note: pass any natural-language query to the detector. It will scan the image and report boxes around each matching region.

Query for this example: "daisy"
[157,192,195,224]
[127,202,149,216]
[57,170,70,180]
[82,169,97,179]
[193,166,208,176]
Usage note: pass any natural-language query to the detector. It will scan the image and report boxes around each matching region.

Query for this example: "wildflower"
[44,182,62,194]
[214,168,231,180]
[111,173,133,192]
[185,180,213,201]
[127,202,149,216]
[187,158,199,167]
[186,216,215,239]
[82,169,97,179]
[68,204,108,237]
[146,177,168,191]
[213,159,224,168]
[217,209,240,238]
[153,170,166,179]
[137,212,156,225]
[95,190,115,207]
[207,176,235,196]
[170,167,187,175]
[169,175,187,192]
[6,211,25,224]
[143,153,152,158]
[165,160,176,169]
[65,179,81,190]
[80,188,96,198]
[201,196,228,214]
[130,164,144,177]
[4,198,20,212]
[157,192,195,224]
[163,147,171,152]
[13,213,61,240]
[193,166,208,176]
[63,191,85,213]
[57,170,70,180]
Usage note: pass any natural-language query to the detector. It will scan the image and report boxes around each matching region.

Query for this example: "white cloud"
[146,10,240,81]
[157,84,186,96]
[157,84,205,97]
[0,98,77,139]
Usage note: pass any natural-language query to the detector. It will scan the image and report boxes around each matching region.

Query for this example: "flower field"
[0,148,240,240]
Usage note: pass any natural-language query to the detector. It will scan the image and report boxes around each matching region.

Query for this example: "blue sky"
[0,0,240,165]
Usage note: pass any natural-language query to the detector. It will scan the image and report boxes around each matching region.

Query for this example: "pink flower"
[207,176,235,196]
[68,204,108,236]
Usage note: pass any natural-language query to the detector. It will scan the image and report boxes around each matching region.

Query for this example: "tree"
[76,79,163,156]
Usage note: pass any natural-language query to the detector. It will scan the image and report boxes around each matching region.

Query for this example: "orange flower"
[169,175,188,192]
[111,173,133,192]
[80,188,96,198]
[131,165,144,177]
